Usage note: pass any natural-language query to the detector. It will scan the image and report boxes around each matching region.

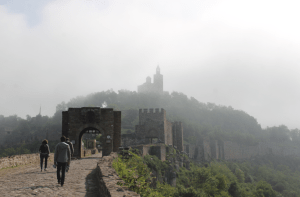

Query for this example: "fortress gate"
[62,107,121,158]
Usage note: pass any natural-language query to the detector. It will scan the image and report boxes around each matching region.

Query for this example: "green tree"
[253,181,276,197]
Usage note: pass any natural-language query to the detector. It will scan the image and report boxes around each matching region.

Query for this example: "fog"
[1,0,300,129]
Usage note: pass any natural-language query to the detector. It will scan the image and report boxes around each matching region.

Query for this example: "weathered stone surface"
[62,107,121,158]
[121,108,184,152]
[0,153,102,196]
[0,152,140,196]
[96,152,140,197]
[0,153,54,170]
[128,144,167,161]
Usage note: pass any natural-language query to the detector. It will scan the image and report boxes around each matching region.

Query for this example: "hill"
[1,89,299,153]
[54,90,299,146]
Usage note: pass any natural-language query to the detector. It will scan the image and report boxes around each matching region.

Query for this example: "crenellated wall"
[138,108,166,124]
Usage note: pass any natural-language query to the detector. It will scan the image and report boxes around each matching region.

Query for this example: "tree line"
[1,89,300,155]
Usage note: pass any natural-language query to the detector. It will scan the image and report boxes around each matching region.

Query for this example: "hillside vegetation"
[1,90,300,196]
[113,149,300,197]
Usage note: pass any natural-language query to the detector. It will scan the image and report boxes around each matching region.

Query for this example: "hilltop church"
[137,66,163,94]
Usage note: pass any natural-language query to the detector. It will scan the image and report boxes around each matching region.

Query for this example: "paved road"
[0,154,102,197]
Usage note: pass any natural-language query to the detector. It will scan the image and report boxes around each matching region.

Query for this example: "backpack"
[40,144,49,156]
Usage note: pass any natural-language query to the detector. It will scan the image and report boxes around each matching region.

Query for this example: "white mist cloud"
[1,0,300,129]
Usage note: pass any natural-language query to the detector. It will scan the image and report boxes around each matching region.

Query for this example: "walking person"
[66,138,74,157]
[65,138,74,172]
[39,139,50,172]
[54,136,71,186]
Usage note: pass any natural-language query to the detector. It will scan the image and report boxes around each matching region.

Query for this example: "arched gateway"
[62,107,121,158]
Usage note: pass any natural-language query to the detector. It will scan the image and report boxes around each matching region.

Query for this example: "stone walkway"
[0,154,102,197]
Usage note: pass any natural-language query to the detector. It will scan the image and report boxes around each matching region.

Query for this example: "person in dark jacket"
[39,139,50,172]
[54,136,71,186]
[66,138,74,157]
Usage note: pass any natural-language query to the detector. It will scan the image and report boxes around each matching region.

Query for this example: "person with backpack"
[66,138,74,157]
[39,139,50,172]
[54,136,71,187]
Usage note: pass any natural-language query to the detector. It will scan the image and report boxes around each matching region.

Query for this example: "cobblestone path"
[0,154,102,197]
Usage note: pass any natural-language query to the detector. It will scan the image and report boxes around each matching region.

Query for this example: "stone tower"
[153,66,163,93]
[122,108,184,152]
[137,66,163,94]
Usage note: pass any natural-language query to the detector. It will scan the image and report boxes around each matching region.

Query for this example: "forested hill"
[1,89,299,151]
[54,90,267,145]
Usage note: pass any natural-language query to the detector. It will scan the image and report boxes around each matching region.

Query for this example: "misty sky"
[1,0,300,129]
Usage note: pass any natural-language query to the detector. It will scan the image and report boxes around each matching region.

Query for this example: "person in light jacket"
[54,136,71,186]
[39,139,50,172]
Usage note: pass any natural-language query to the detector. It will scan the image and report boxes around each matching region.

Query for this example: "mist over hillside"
[52,90,299,146]
[2,89,299,149]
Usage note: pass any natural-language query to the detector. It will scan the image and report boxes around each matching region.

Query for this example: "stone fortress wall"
[121,108,183,152]
[134,68,300,162]
[184,138,300,162]
[122,107,300,163]
[62,107,121,158]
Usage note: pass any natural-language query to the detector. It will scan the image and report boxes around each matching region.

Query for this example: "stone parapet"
[0,153,54,170]
[96,152,140,197]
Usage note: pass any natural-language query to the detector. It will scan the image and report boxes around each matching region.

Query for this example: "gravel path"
[0,153,102,197]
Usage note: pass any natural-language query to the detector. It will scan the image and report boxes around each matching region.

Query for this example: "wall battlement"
[139,108,165,113]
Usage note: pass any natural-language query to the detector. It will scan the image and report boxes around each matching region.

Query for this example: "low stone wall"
[96,152,140,197]
[0,153,54,170]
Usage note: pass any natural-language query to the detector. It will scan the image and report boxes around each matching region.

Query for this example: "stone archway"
[79,127,103,158]
[61,107,121,158]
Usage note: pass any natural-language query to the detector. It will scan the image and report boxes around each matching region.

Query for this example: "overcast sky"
[1,0,300,129]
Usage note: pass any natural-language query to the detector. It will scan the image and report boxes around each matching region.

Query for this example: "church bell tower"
[153,65,163,94]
